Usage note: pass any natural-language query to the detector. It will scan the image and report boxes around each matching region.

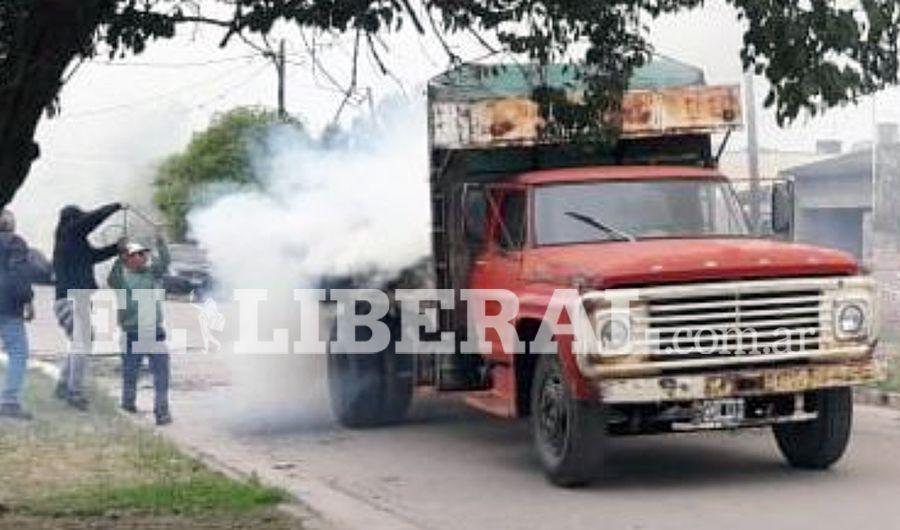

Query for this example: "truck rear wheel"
[531,355,606,487]
[773,387,853,469]
[327,318,413,428]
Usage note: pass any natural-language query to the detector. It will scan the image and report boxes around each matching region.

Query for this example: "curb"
[147,427,331,530]
[854,386,900,409]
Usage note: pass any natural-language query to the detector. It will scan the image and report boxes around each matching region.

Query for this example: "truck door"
[468,186,527,358]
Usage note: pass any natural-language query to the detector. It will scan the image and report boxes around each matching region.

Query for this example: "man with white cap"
[107,232,172,425]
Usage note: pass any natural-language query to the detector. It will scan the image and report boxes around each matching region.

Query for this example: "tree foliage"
[153,106,303,239]
[2,1,900,206]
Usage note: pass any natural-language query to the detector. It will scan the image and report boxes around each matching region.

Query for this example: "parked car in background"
[163,242,213,298]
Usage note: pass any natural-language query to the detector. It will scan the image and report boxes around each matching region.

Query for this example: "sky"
[10,0,900,252]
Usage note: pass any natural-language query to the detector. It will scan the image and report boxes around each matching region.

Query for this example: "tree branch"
[299,29,348,95]
[170,14,231,28]
[423,4,460,64]
[364,33,407,96]
[467,27,498,55]
[333,29,361,123]
[398,0,425,34]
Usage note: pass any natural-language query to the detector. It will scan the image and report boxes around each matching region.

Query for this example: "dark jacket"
[0,231,34,317]
[52,203,122,300]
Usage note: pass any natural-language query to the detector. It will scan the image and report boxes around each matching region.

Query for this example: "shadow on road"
[199,391,844,493]
[401,396,834,491]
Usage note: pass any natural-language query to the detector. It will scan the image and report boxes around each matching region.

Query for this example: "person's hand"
[116,236,128,253]
[23,303,34,322]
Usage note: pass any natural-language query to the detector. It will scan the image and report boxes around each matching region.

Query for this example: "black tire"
[773,387,853,469]
[327,316,413,428]
[531,355,606,487]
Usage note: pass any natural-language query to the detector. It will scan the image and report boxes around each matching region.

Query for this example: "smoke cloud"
[10,105,189,254]
[187,98,431,429]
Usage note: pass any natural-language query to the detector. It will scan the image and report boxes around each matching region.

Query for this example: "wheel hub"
[538,374,568,456]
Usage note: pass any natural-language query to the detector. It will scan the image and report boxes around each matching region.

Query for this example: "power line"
[38,156,132,167]
[54,61,266,120]
[40,69,268,168]
[191,63,271,110]
[90,51,309,69]
[90,54,260,68]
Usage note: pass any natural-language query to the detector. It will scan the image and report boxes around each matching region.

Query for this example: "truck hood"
[524,238,858,289]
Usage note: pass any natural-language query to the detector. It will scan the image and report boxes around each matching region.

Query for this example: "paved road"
[25,287,900,530]
[161,364,900,530]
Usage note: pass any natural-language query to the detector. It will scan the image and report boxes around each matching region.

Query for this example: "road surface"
[164,386,900,530]
[25,287,900,530]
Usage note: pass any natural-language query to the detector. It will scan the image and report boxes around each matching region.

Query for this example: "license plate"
[698,398,745,424]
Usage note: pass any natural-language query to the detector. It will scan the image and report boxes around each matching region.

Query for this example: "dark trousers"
[121,330,169,415]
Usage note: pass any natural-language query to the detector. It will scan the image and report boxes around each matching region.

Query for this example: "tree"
[2,1,899,207]
[154,106,303,239]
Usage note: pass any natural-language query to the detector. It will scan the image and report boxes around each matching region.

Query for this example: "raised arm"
[107,258,124,289]
[72,202,122,236]
[90,241,121,263]
[150,236,170,278]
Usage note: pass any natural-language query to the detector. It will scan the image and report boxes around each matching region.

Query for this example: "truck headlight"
[600,317,631,350]
[834,301,868,340]
[575,293,646,364]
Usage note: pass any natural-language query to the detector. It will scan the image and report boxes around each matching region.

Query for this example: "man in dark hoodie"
[53,202,124,409]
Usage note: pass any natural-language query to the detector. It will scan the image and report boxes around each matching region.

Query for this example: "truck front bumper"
[598,359,883,404]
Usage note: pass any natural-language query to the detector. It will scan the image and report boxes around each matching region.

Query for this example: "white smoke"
[187,98,431,429]
[190,99,430,289]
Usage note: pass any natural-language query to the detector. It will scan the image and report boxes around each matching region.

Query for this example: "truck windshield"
[534,178,749,245]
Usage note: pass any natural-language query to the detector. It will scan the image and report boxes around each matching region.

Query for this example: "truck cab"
[327,58,882,487]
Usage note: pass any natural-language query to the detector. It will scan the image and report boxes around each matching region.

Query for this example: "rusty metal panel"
[620,91,658,135]
[430,85,742,150]
[431,98,541,148]
[599,360,881,403]
[657,85,742,133]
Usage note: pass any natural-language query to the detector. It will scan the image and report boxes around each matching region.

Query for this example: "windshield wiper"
[564,211,636,242]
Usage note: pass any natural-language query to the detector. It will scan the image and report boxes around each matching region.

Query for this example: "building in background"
[780,148,873,259]
[779,123,900,264]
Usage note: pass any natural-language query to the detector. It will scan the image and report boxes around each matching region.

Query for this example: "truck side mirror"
[463,188,487,245]
[771,180,794,236]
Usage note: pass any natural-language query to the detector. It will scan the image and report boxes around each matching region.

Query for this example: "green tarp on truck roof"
[429,56,706,102]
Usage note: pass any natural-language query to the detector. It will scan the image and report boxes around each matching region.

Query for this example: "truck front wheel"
[772,387,853,469]
[531,356,606,487]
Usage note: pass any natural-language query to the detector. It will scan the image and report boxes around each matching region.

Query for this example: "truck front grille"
[640,287,824,361]
[578,276,875,378]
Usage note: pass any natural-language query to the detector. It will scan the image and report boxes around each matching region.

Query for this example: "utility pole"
[744,70,761,232]
[870,92,878,265]
[276,39,286,120]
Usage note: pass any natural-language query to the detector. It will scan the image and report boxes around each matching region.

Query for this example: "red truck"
[327,58,881,486]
